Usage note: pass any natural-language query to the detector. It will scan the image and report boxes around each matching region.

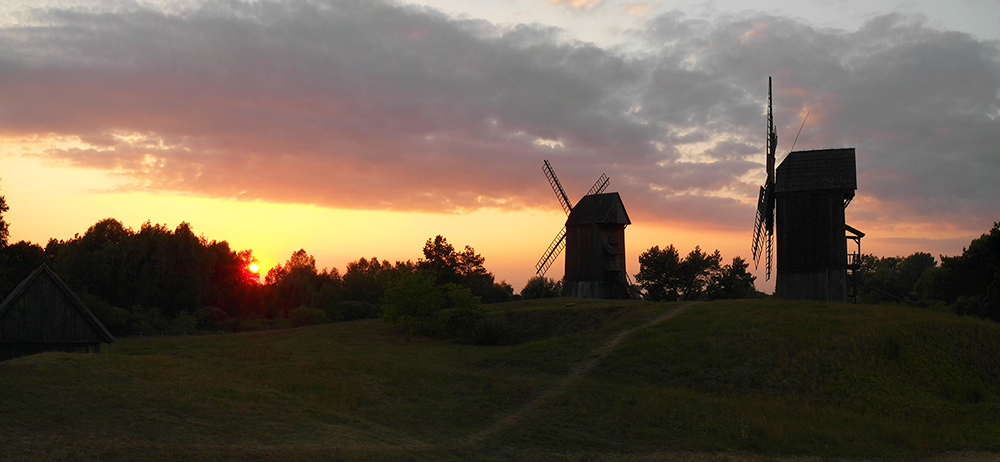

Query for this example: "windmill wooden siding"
[563,193,631,299]
[0,264,114,360]
[774,148,857,301]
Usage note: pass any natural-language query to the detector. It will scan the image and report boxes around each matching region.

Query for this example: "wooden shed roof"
[566,193,631,226]
[775,148,857,195]
[0,264,114,344]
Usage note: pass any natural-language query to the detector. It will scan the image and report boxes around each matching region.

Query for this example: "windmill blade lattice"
[750,77,777,281]
[587,174,609,196]
[535,227,567,276]
[543,160,573,215]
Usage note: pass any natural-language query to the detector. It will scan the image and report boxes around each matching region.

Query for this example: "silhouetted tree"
[418,235,487,285]
[311,282,342,320]
[676,246,722,300]
[417,235,511,303]
[0,241,47,298]
[706,256,758,300]
[635,245,682,302]
[204,243,263,317]
[51,218,132,307]
[637,245,752,301]
[0,183,8,248]
[916,222,1000,320]
[46,218,265,333]
[381,270,443,327]
[855,252,936,303]
[520,276,562,299]
[342,256,401,305]
[266,249,324,317]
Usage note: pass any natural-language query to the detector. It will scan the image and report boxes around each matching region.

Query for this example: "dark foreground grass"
[1,298,998,461]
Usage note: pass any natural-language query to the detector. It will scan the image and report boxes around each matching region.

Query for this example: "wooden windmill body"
[774,148,857,301]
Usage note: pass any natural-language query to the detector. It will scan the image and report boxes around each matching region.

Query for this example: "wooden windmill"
[750,77,861,301]
[535,160,609,277]
[536,160,631,299]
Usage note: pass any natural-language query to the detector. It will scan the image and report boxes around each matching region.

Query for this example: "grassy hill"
[1,298,998,461]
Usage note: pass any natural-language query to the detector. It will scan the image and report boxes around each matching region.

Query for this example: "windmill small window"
[535,160,631,299]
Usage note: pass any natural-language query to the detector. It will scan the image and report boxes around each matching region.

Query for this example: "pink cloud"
[0,2,996,238]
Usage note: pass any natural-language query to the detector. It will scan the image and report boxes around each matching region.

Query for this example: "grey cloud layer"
[0,1,997,232]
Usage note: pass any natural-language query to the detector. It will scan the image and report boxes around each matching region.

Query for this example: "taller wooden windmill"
[536,160,631,299]
[750,77,861,301]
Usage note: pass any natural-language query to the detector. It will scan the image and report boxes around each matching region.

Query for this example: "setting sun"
[248,262,260,274]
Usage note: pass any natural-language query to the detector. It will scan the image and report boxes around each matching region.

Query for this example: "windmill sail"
[535,228,567,275]
[751,77,777,280]
[587,174,609,196]
[543,160,573,215]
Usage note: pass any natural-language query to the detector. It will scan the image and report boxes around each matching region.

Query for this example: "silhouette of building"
[774,148,857,301]
[563,192,631,299]
[1,264,114,360]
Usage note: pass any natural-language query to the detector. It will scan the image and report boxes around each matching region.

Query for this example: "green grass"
[1,298,998,461]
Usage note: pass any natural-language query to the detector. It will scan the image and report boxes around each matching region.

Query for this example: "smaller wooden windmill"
[535,160,609,277]
[751,77,778,280]
[536,160,631,299]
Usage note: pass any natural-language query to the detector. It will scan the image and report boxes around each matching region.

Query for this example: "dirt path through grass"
[463,302,696,446]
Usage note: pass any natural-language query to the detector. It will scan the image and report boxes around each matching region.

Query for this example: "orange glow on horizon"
[0,154,979,296]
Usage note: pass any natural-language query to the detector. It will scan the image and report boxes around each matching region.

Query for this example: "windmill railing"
[845,224,865,303]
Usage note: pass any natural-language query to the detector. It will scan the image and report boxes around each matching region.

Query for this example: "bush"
[236,316,291,332]
[130,305,169,335]
[520,276,561,299]
[381,271,444,325]
[78,292,130,337]
[312,283,342,321]
[955,296,979,317]
[194,306,231,330]
[338,300,380,321]
[433,306,484,339]
[166,310,198,335]
[471,314,513,345]
[290,306,328,327]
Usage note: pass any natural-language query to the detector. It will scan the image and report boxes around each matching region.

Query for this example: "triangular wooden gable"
[0,264,114,344]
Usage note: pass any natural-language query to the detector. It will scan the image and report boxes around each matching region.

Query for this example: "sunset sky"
[1,0,998,293]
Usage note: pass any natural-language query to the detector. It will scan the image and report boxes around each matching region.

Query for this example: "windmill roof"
[566,192,631,226]
[775,148,857,195]
[0,264,115,343]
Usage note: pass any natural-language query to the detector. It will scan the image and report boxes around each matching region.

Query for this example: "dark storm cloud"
[0,1,997,232]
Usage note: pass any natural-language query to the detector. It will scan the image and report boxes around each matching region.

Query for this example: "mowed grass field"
[1,298,999,461]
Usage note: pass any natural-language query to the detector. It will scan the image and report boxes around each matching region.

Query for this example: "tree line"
[606,221,1000,323]
[853,222,1000,321]
[0,186,517,335]
[1,184,997,335]
[0,217,516,336]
